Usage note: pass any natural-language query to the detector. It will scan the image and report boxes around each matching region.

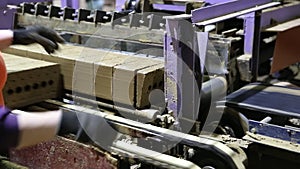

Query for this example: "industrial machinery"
[1,0,300,169]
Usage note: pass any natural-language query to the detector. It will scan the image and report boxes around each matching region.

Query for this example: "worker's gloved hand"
[58,109,118,149]
[58,109,81,137]
[12,26,64,54]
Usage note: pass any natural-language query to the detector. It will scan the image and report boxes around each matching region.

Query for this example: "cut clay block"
[3,44,164,108]
[113,58,163,107]
[136,63,164,108]
[2,53,61,108]
[3,44,134,96]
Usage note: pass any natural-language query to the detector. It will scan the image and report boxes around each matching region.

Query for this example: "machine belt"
[41,99,246,169]
[225,83,300,119]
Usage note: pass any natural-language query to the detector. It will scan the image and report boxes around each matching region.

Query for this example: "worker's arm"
[0,107,117,152]
[0,108,63,151]
[0,26,64,53]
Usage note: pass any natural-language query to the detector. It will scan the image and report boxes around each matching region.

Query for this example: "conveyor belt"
[40,99,246,169]
[225,83,300,119]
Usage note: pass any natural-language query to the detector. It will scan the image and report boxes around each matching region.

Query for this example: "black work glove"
[58,109,118,149]
[12,26,65,54]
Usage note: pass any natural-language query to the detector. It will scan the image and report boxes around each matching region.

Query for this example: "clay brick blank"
[3,44,164,108]
[2,53,61,108]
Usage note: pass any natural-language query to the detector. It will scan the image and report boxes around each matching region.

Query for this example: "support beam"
[191,0,273,23]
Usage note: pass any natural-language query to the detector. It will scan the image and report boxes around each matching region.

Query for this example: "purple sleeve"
[0,106,19,151]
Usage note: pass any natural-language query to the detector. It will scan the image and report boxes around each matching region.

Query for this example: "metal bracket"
[95,10,112,24]
[49,5,63,18]
[111,12,130,27]
[63,7,76,20]
[22,3,35,15]
[35,3,48,17]
[78,9,93,22]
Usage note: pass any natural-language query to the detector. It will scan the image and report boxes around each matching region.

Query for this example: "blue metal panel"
[0,0,7,8]
[165,20,182,118]
[249,120,300,144]
[153,4,186,12]
[205,0,230,5]
[115,0,126,11]
[61,0,79,9]
[242,13,255,54]
[165,17,203,127]
[191,0,273,23]
[0,9,16,29]
[226,83,300,119]
[194,2,279,26]
[260,2,300,29]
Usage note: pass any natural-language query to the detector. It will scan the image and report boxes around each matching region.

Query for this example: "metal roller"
[199,76,227,116]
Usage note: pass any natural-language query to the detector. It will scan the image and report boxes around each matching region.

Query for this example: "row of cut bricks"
[3,44,164,108]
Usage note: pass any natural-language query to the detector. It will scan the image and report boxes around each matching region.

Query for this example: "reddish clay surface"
[9,136,118,169]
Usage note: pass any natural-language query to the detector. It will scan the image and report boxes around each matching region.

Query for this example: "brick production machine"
[1,0,300,169]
